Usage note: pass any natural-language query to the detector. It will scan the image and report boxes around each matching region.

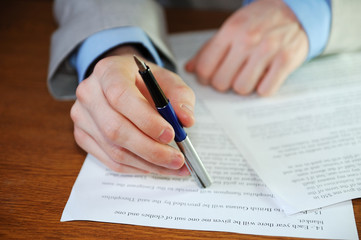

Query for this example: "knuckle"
[149,148,163,162]
[102,121,122,144]
[109,146,127,163]
[93,57,114,76]
[148,146,167,166]
[73,127,85,146]
[104,83,128,108]
[260,37,278,54]
[277,49,292,65]
[75,80,89,103]
[138,114,161,138]
[240,29,259,47]
[70,103,80,123]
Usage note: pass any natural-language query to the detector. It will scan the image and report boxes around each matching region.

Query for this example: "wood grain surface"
[0,1,359,239]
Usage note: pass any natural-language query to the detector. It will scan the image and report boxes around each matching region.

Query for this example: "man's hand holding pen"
[134,56,212,187]
[70,46,195,176]
[69,0,309,181]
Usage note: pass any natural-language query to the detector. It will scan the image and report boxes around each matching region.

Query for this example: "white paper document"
[172,32,361,214]
[61,104,357,239]
[61,31,359,239]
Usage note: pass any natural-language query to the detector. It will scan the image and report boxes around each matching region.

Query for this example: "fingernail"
[158,128,174,144]
[169,151,184,169]
[180,104,194,116]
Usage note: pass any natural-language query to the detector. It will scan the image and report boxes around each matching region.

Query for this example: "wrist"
[105,44,142,58]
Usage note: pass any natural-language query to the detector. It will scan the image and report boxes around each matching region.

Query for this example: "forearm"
[49,0,174,100]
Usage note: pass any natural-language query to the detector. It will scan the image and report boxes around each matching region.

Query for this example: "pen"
[133,55,212,188]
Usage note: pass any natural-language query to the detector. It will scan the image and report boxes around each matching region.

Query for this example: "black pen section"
[140,68,169,108]
[134,56,168,108]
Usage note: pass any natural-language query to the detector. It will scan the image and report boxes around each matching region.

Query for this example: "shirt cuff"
[71,26,164,82]
[283,0,331,60]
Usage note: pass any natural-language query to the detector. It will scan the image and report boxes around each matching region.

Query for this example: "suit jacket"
[48,0,361,100]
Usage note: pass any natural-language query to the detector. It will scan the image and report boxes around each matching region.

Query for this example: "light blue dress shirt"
[71,27,164,81]
[72,0,331,82]
[283,0,331,60]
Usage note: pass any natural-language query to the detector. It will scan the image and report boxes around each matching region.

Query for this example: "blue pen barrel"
[135,56,211,188]
[157,101,187,142]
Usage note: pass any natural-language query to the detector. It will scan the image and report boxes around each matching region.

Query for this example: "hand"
[70,46,195,176]
[186,0,308,96]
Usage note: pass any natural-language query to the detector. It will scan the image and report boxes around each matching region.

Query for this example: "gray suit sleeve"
[323,0,361,55]
[48,0,174,100]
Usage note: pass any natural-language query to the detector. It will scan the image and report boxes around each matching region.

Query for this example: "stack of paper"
[61,31,360,239]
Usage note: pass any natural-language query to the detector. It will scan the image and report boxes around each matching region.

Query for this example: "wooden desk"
[0,1,359,239]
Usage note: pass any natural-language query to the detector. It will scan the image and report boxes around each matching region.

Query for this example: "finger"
[257,30,308,96]
[74,95,187,172]
[74,126,189,176]
[95,58,176,145]
[76,75,186,170]
[232,39,279,95]
[185,37,212,74]
[191,33,230,84]
[185,57,196,73]
[233,24,298,95]
[210,42,249,92]
[105,144,190,176]
[73,126,149,174]
[151,68,196,128]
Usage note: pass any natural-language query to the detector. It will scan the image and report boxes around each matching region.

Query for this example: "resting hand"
[186,0,308,96]
[71,46,194,175]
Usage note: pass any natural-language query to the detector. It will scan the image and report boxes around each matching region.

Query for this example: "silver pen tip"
[133,55,147,72]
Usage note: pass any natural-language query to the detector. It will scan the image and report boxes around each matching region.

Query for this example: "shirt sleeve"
[243,0,331,61]
[71,26,164,82]
[283,0,331,60]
